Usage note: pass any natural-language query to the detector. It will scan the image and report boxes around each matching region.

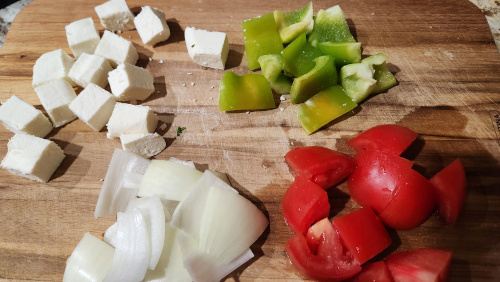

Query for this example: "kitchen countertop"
[1,0,500,52]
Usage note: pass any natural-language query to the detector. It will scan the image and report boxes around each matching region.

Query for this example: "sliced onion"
[95,149,150,218]
[170,170,236,237]
[199,186,268,263]
[138,159,203,201]
[103,222,118,248]
[169,157,196,168]
[126,196,165,270]
[63,232,115,282]
[103,208,150,282]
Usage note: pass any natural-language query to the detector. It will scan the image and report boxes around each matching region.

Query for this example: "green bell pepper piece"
[361,53,397,94]
[340,63,376,103]
[242,13,284,70]
[282,33,323,78]
[258,54,292,94]
[219,71,276,111]
[290,55,338,104]
[295,85,358,135]
[308,5,356,47]
[317,42,362,67]
[274,2,314,43]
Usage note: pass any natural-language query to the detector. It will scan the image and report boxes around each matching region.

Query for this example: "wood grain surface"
[0,0,499,281]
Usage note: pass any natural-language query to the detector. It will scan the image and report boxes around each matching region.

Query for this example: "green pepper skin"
[274,2,314,43]
[242,13,284,70]
[290,55,338,104]
[308,5,356,47]
[318,42,362,67]
[282,33,323,78]
[361,53,397,94]
[340,63,376,103]
[295,85,358,135]
[219,71,276,111]
[258,54,292,94]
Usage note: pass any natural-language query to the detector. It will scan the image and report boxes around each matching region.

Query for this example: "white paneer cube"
[94,0,135,32]
[108,63,154,101]
[65,17,101,58]
[0,133,65,183]
[106,102,158,139]
[134,6,170,46]
[32,49,75,88]
[34,79,77,128]
[0,95,53,138]
[95,30,138,67]
[185,27,229,70]
[68,53,113,88]
[69,83,117,131]
[120,132,166,158]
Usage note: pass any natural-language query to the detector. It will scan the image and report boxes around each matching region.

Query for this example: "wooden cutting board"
[0,0,499,280]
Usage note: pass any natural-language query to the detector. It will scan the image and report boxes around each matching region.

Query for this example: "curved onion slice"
[126,196,166,270]
[138,159,203,201]
[63,233,115,282]
[103,208,150,282]
[199,186,268,263]
[170,170,236,237]
[95,149,150,218]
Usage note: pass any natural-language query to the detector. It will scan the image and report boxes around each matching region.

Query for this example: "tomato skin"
[347,124,418,155]
[378,169,437,230]
[285,146,356,189]
[285,218,362,281]
[347,261,394,282]
[347,149,414,214]
[282,177,330,235]
[385,248,452,282]
[429,159,467,225]
[332,208,392,264]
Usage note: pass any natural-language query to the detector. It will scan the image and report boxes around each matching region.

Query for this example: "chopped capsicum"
[282,32,324,78]
[317,42,362,67]
[340,63,376,103]
[308,5,356,47]
[242,13,284,70]
[361,53,397,94]
[295,85,358,135]
[258,54,292,94]
[219,71,276,111]
[274,2,314,43]
[290,55,338,104]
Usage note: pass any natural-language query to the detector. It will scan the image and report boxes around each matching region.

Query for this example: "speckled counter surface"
[0,0,499,51]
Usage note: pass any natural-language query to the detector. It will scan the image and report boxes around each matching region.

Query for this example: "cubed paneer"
[69,83,117,131]
[185,27,229,70]
[68,53,113,88]
[95,30,138,67]
[106,102,158,139]
[34,79,77,127]
[120,132,166,158]
[0,95,53,138]
[134,6,170,46]
[65,17,101,58]
[94,0,135,32]
[0,133,65,183]
[108,63,154,101]
[32,49,75,88]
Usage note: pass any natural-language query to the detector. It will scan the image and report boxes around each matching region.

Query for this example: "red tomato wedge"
[347,261,394,282]
[378,169,437,230]
[282,177,330,235]
[332,208,392,264]
[385,248,452,282]
[347,124,418,155]
[348,149,414,213]
[286,218,362,280]
[429,159,467,225]
[285,146,355,189]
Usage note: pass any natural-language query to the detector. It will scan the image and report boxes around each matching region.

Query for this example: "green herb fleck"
[177,126,186,136]
[191,44,195,48]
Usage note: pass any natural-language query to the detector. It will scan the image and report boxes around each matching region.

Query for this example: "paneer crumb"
[191,82,195,86]
[280,95,286,101]
[159,59,164,64]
